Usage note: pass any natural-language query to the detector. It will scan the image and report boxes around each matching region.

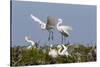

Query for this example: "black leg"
[50,31,51,41]
[48,31,50,41]
[48,31,53,41]
[51,31,53,40]
[62,35,64,44]
[64,37,66,44]
[61,35,63,44]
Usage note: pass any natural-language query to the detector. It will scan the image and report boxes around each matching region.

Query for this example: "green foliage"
[11,44,96,66]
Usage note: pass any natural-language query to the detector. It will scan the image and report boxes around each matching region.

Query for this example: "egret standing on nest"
[57,44,69,56]
[48,44,58,58]
[30,14,55,41]
[25,36,36,49]
[56,18,72,44]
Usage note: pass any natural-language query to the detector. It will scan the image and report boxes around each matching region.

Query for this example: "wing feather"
[62,26,72,32]
[60,26,72,36]
[30,14,44,24]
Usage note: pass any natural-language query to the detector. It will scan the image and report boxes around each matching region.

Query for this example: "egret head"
[25,36,28,41]
[25,36,32,41]
[58,18,63,23]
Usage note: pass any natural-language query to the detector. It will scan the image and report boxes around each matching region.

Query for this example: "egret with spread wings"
[30,14,55,41]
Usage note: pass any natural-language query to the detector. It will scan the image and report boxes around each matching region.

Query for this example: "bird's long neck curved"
[62,44,67,50]
[58,47,62,54]
[25,38,34,46]
[57,22,61,29]
[41,23,46,29]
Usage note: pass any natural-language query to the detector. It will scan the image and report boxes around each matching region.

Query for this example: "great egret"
[57,44,69,56]
[25,36,36,49]
[56,18,72,44]
[48,44,58,58]
[30,14,55,41]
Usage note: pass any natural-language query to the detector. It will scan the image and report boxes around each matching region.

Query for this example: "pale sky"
[11,1,96,46]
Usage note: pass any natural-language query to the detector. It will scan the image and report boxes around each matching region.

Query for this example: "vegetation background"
[11,43,96,66]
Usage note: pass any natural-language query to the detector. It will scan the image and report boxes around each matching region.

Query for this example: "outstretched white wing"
[60,26,72,35]
[30,14,45,25]
[64,26,72,31]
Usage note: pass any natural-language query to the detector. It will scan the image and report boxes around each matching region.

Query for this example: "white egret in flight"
[30,14,55,41]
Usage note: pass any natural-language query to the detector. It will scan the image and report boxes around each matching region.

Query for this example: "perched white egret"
[57,44,69,56]
[56,18,72,44]
[25,36,36,49]
[30,14,55,41]
[48,44,58,58]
